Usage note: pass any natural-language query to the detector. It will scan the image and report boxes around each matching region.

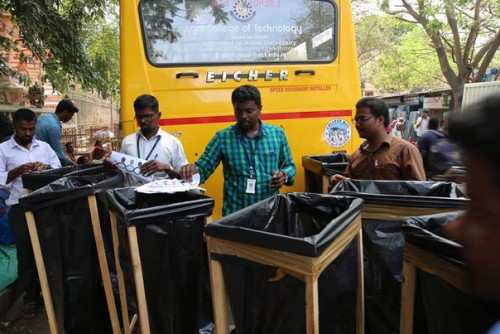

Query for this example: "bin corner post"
[206,236,231,334]
[400,246,417,334]
[109,210,134,334]
[25,210,60,334]
[127,225,151,334]
[322,175,330,194]
[87,195,121,334]
[356,229,365,334]
[305,276,319,334]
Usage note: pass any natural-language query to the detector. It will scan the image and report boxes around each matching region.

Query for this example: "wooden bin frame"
[399,242,468,334]
[107,210,212,334]
[25,194,121,334]
[206,215,365,334]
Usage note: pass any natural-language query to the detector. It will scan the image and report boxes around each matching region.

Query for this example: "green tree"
[366,25,447,92]
[0,0,117,93]
[382,0,500,109]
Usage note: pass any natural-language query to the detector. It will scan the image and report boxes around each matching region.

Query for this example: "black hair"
[55,99,79,114]
[0,112,14,141]
[448,94,500,183]
[231,85,262,107]
[65,142,73,148]
[355,97,390,127]
[134,94,159,113]
[428,116,440,130]
[13,108,37,124]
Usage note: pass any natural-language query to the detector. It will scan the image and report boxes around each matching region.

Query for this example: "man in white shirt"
[120,94,188,186]
[0,108,61,319]
[415,109,430,140]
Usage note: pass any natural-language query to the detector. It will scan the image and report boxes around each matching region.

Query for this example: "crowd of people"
[0,86,498,332]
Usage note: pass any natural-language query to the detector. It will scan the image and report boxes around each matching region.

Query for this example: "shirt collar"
[138,127,162,140]
[8,135,41,150]
[360,134,393,152]
[234,119,265,138]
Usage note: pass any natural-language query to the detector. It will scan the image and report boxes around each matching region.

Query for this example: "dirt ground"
[0,297,48,334]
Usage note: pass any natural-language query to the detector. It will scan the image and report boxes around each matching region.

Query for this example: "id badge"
[246,178,256,194]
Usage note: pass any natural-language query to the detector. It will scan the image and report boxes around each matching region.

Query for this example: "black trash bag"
[402,213,500,334]
[331,179,468,334]
[204,192,363,334]
[105,188,214,334]
[302,153,349,193]
[19,171,124,334]
[22,164,109,191]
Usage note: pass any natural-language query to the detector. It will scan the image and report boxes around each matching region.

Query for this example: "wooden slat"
[356,230,365,334]
[403,243,468,293]
[25,211,60,334]
[87,195,121,334]
[305,278,319,334]
[400,260,417,334]
[361,204,461,221]
[109,211,132,334]
[128,226,150,334]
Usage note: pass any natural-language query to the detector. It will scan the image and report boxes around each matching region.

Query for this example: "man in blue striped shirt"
[180,85,295,216]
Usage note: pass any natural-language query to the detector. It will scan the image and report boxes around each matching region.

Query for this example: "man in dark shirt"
[417,116,442,177]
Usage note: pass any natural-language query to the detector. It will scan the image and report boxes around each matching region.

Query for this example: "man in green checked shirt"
[180,85,296,216]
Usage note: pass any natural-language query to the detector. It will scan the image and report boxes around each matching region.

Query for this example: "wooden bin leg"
[305,277,319,334]
[25,210,60,334]
[400,260,417,334]
[87,195,121,334]
[322,175,330,194]
[128,225,150,334]
[206,237,231,334]
[356,230,365,334]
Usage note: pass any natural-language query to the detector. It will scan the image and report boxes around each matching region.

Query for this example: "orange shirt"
[346,135,426,181]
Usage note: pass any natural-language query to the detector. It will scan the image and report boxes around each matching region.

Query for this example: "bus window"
[140,0,336,65]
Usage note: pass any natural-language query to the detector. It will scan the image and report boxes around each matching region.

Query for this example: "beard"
[14,135,32,145]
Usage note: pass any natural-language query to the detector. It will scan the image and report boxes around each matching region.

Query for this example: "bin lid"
[302,154,349,176]
[105,187,214,226]
[20,171,124,211]
[204,192,363,257]
[401,212,465,265]
[331,179,468,208]
[22,164,108,191]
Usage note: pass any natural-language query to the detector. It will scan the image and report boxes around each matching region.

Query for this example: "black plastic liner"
[402,213,500,333]
[204,192,363,334]
[331,179,468,334]
[302,153,349,193]
[105,188,214,334]
[22,164,108,191]
[18,171,124,334]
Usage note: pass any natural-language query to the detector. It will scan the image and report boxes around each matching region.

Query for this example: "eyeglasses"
[134,112,159,121]
[352,116,375,124]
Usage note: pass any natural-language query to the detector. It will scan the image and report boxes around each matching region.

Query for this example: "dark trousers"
[8,204,41,303]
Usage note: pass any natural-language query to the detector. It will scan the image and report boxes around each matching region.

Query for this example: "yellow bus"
[120,0,361,218]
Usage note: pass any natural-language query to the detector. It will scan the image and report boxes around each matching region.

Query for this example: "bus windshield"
[140,0,337,65]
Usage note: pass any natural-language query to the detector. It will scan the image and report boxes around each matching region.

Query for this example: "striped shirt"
[196,121,295,216]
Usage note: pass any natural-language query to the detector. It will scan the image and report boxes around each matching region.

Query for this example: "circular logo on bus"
[230,0,256,22]
[325,118,351,147]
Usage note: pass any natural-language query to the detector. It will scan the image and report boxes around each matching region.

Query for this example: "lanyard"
[242,136,260,178]
[136,134,161,160]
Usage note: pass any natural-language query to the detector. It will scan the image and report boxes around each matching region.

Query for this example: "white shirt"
[120,128,188,186]
[416,116,429,137]
[0,136,61,206]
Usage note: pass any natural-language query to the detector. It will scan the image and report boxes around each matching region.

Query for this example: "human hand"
[140,159,171,176]
[328,174,348,187]
[270,170,286,189]
[179,164,198,181]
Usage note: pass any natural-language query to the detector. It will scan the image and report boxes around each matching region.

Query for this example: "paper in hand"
[110,151,154,184]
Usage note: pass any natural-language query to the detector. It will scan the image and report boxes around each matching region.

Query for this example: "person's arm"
[402,145,426,181]
[276,131,296,186]
[415,116,422,129]
[45,125,73,165]
[190,133,223,184]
